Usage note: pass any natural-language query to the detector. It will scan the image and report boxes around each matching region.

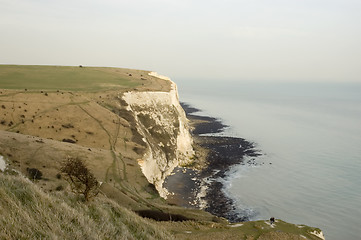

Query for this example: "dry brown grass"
[0,174,173,240]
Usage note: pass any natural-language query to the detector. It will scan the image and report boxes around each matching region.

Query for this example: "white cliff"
[310,230,325,240]
[122,72,194,198]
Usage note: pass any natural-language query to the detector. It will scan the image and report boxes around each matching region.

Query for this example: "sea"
[177,80,361,240]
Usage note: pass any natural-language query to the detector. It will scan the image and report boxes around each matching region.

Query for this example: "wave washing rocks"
[164,103,261,222]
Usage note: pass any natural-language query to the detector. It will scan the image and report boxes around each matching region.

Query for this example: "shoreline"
[164,102,261,222]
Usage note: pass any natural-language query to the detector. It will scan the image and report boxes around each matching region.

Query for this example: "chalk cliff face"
[122,72,194,198]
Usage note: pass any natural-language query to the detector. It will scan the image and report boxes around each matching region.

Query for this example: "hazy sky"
[1,0,361,82]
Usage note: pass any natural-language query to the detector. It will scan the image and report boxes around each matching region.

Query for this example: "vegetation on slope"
[0,172,324,240]
[0,174,173,240]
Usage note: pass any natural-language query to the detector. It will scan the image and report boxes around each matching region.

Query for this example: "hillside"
[0,174,172,240]
[0,65,324,239]
[0,173,324,240]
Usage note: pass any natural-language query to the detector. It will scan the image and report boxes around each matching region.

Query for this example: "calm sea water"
[177,80,361,240]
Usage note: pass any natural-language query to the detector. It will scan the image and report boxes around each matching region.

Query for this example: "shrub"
[60,157,98,201]
[26,168,43,180]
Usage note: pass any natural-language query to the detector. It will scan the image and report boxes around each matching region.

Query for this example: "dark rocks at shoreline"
[165,102,261,222]
[205,181,250,222]
[197,136,260,222]
[181,103,227,135]
[163,167,202,208]
[188,115,227,135]
[198,136,260,179]
[180,103,199,115]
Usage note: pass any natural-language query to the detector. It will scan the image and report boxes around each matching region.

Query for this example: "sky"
[1,0,361,82]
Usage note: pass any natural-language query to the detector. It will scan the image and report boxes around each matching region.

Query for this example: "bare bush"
[26,168,43,180]
[60,157,98,201]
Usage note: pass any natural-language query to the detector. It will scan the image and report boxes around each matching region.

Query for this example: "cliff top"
[0,64,171,92]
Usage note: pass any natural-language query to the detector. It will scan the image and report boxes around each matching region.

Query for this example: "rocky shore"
[164,103,261,222]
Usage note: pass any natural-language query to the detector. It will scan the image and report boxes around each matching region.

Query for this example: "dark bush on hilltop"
[60,156,99,201]
[26,168,43,180]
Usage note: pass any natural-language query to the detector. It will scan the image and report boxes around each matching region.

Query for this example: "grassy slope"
[0,65,324,240]
[0,172,323,240]
[0,174,172,240]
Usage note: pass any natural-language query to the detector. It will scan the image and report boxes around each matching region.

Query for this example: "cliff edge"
[123,72,194,197]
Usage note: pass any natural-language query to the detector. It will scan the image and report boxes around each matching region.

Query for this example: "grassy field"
[0,65,145,91]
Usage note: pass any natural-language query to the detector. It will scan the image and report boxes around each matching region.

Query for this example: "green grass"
[0,65,142,91]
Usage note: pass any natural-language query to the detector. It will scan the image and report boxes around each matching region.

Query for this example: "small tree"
[60,156,99,201]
